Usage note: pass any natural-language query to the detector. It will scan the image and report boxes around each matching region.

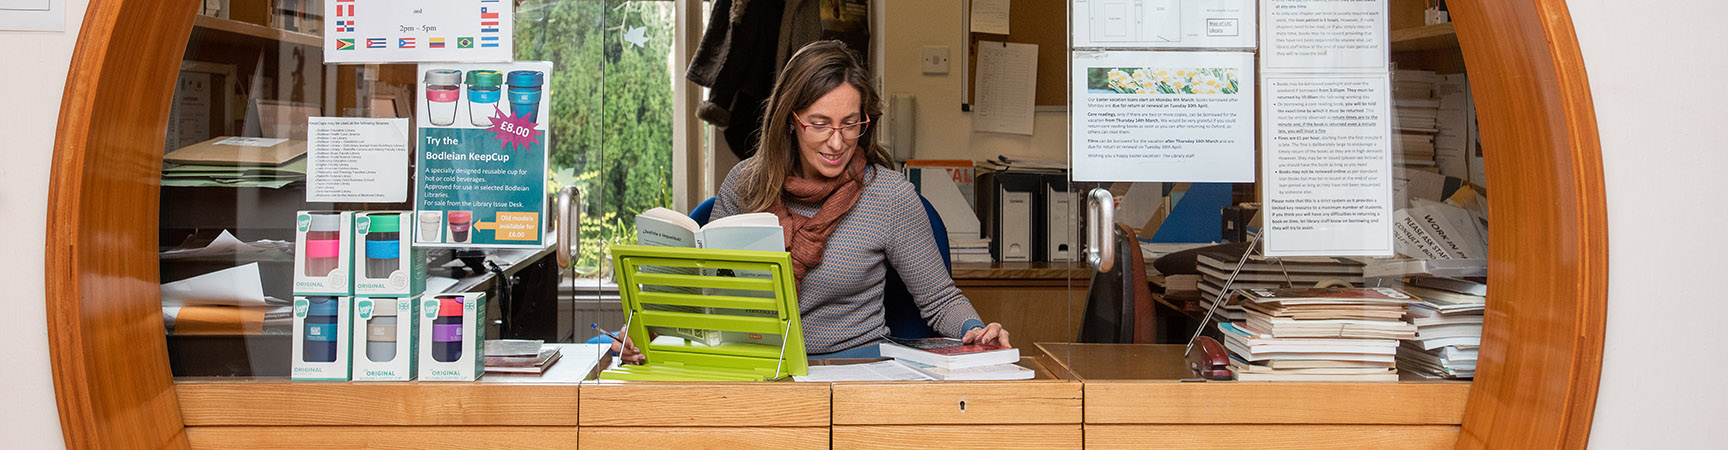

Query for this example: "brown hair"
[738,40,893,213]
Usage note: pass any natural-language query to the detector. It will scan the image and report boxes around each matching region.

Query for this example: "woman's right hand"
[609,334,646,364]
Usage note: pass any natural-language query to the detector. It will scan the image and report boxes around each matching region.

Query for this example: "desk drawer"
[1085,424,1459,450]
[835,424,1080,449]
[580,426,827,449]
[186,426,581,450]
[832,381,1081,425]
[1085,381,1470,425]
[578,383,829,427]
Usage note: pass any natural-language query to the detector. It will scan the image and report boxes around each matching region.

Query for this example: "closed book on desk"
[880,337,1020,370]
[901,360,1035,380]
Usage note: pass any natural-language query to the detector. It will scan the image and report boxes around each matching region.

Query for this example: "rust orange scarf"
[768,152,867,278]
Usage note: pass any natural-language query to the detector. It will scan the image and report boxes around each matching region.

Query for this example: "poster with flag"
[324,0,513,63]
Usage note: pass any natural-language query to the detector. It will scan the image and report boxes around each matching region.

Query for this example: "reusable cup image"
[424,69,462,126]
[507,70,544,124]
[304,296,340,363]
[447,211,472,243]
[366,298,398,363]
[305,212,343,277]
[466,69,504,127]
[417,211,443,243]
[433,295,465,362]
[364,214,401,278]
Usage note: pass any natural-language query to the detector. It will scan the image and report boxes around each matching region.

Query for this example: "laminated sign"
[324,0,514,63]
[413,62,552,248]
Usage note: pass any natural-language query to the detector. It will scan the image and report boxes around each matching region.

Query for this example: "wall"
[879,0,1066,162]
[1571,0,1728,447]
[0,2,85,449]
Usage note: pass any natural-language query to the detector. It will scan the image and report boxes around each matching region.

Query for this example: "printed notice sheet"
[1260,75,1395,257]
[973,41,1038,135]
[1260,0,1387,71]
[970,0,1011,34]
[414,62,552,248]
[307,117,410,203]
[1070,50,1255,182]
[324,0,514,63]
[1071,0,1255,49]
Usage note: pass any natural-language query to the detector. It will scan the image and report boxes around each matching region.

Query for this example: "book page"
[793,360,934,382]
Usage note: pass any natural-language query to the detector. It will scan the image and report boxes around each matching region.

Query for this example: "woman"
[618,41,1010,361]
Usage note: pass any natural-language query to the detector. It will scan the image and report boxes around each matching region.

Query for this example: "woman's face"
[792,82,863,180]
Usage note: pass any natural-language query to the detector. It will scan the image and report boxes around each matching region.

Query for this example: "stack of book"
[484,340,563,375]
[1196,249,1365,322]
[1220,288,1419,382]
[1395,69,1442,171]
[878,337,1032,380]
[161,136,309,189]
[1397,279,1488,379]
[949,237,994,263]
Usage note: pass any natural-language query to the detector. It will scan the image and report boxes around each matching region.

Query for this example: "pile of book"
[1397,277,1487,379]
[1220,287,1418,382]
[878,337,1032,380]
[484,340,562,375]
[1196,247,1365,322]
[949,237,994,263]
[1395,69,1442,171]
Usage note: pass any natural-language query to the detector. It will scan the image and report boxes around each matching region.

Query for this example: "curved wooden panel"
[1449,0,1607,448]
[46,1,197,448]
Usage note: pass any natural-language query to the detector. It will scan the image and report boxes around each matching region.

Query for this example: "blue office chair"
[687,196,950,339]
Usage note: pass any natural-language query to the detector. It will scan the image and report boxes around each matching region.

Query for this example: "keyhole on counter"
[959,400,967,412]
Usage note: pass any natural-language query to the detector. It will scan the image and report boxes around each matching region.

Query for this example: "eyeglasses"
[792,113,871,141]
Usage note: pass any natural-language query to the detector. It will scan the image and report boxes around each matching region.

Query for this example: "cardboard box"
[294,211,353,296]
[354,211,427,297]
[351,296,418,381]
[419,293,486,381]
[291,296,352,380]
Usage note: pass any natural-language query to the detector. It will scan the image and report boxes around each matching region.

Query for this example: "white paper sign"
[1260,75,1395,257]
[307,117,411,203]
[970,0,1011,34]
[1071,0,1256,49]
[973,41,1038,135]
[1260,0,1387,71]
[1070,50,1255,182]
[323,0,514,63]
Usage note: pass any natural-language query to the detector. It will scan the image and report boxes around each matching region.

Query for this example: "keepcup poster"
[414,62,552,249]
[324,0,514,63]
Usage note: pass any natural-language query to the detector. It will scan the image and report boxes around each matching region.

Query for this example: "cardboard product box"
[351,297,418,381]
[354,211,427,297]
[419,292,486,381]
[291,295,352,380]
[294,211,353,296]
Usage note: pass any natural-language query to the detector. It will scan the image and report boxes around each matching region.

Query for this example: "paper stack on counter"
[1220,288,1420,382]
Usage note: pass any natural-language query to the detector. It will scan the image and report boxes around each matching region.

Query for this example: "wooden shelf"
[1391,22,1459,52]
[192,14,321,48]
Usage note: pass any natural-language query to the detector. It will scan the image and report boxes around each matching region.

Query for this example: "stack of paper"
[1220,288,1420,382]
[1196,249,1365,322]
[949,237,994,263]
[161,136,308,189]
[484,340,563,375]
[1396,284,1487,379]
[1394,70,1442,170]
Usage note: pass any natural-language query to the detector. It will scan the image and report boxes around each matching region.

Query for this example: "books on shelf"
[1219,288,1420,382]
[1397,284,1487,379]
[949,237,994,263]
[1194,250,1367,322]
[879,337,1020,370]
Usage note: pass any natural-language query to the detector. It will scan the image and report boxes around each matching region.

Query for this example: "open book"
[634,207,786,347]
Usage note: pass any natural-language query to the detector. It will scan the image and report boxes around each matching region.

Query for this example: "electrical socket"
[921,46,950,74]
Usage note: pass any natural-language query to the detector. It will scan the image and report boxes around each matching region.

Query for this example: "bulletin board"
[963,0,1069,108]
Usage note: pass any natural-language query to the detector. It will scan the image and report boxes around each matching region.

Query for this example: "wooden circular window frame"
[45,1,1606,448]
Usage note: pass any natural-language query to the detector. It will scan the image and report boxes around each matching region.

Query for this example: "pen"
[589,323,625,343]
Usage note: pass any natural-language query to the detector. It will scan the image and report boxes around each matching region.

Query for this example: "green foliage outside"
[516,1,674,276]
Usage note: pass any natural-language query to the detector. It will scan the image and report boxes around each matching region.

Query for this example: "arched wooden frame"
[45,0,1606,448]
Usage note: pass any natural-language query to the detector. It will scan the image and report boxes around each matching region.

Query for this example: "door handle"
[1085,188,1115,273]
[556,186,580,269]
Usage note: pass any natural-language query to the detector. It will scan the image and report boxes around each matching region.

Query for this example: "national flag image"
[336,39,355,50]
[335,20,353,33]
[399,38,415,48]
[480,36,500,48]
[481,7,500,19]
[367,38,386,49]
[429,38,446,48]
[457,37,474,49]
[334,3,353,17]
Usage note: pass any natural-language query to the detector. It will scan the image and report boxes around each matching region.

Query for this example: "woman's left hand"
[962,322,1012,348]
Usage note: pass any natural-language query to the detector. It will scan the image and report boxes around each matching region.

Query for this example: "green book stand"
[600,245,808,381]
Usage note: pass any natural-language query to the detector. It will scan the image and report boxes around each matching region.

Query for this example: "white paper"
[1071,0,1255,49]
[970,0,1011,34]
[323,0,514,63]
[973,42,1038,135]
[1434,74,1470,180]
[160,230,293,260]
[216,137,289,147]
[1260,75,1395,257]
[0,0,61,31]
[307,117,411,203]
[1070,50,1255,182]
[793,360,935,382]
[160,263,267,307]
[1260,0,1387,71]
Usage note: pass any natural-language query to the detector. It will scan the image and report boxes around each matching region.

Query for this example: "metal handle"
[556,186,580,269]
[1085,188,1115,273]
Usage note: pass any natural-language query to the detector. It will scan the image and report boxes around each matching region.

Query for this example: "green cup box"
[354,211,428,297]
[291,296,352,381]
[294,210,354,296]
[419,292,486,381]
[351,296,419,381]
